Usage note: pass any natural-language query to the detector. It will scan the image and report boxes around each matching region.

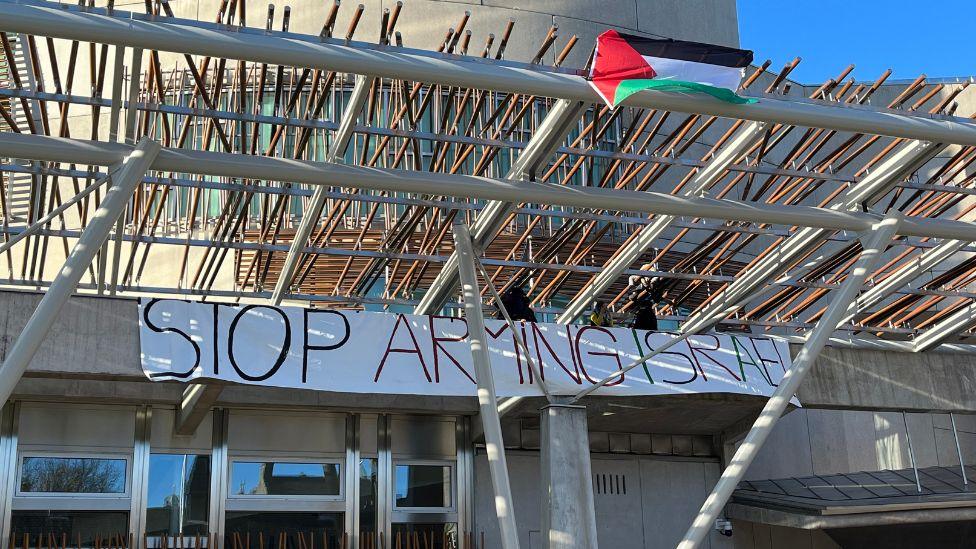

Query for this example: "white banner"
[139,298,796,399]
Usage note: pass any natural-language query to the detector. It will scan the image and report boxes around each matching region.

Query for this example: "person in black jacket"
[627,263,668,331]
[495,286,537,323]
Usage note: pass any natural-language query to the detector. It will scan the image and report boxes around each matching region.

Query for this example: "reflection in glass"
[392,523,458,549]
[11,510,128,546]
[224,512,343,549]
[20,457,126,494]
[394,464,452,508]
[231,462,341,496]
[359,459,378,538]
[146,454,211,542]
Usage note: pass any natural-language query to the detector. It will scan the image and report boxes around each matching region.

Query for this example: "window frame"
[15,451,132,500]
[391,459,456,514]
[225,455,345,508]
[144,451,213,537]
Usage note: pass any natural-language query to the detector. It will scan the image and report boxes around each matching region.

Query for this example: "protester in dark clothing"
[630,293,659,331]
[495,286,537,322]
[627,263,668,331]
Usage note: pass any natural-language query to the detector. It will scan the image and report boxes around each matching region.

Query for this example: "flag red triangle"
[589,29,657,106]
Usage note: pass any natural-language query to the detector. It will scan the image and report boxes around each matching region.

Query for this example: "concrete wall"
[474,451,739,549]
[473,450,841,549]
[741,408,976,483]
[471,409,976,549]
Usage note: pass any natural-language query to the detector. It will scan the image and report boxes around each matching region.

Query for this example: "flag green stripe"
[612,79,756,106]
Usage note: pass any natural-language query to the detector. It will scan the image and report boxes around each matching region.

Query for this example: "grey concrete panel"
[591,456,644,549]
[631,433,652,455]
[747,523,773,549]
[798,346,976,413]
[768,525,813,549]
[873,411,911,470]
[482,0,639,31]
[811,530,842,549]
[742,408,814,481]
[905,412,940,468]
[473,452,541,549]
[651,433,673,455]
[639,458,708,549]
[18,402,136,449]
[636,0,739,47]
[729,519,755,549]
[703,462,734,549]
[388,1,557,64]
[840,409,879,474]
[5,292,143,379]
[609,432,631,453]
[806,409,856,476]
[590,430,610,452]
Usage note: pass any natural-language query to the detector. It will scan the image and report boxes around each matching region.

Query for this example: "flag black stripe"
[618,33,753,68]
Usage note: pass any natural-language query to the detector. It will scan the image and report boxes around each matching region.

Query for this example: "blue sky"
[736,1,974,84]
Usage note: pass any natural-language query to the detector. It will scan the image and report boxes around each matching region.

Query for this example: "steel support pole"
[0,173,113,254]
[0,137,159,408]
[950,413,968,485]
[271,74,373,304]
[473,256,551,399]
[453,222,520,549]
[676,214,902,549]
[540,403,598,549]
[903,411,922,493]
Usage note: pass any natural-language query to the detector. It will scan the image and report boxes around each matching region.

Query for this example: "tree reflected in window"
[20,457,126,494]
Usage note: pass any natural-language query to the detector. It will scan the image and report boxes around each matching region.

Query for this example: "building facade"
[1,1,976,548]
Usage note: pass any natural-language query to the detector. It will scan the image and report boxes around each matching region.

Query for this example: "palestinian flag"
[588,30,755,108]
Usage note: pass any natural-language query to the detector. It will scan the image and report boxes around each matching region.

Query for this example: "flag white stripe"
[640,55,745,91]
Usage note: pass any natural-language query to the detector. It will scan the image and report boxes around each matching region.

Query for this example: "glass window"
[394,464,452,509]
[359,459,378,537]
[230,461,341,496]
[224,511,342,549]
[392,523,458,549]
[11,510,128,547]
[146,454,211,539]
[20,457,126,494]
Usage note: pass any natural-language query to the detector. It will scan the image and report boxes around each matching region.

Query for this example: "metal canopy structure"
[0,0,975,351]
[2,1,976,547]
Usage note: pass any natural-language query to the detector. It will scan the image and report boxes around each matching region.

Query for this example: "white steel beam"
[839,238,968,326]
[914,301,976,352]
[7,2,976,145]
[0,137,159,408]
[5,133,976,242]
[453,222,521,549]
[679,139,945,336]
[677,214,902,549]
[416,98,585,315]
[558,121,768,324]
[271,74,372,305]
[0,174,113,254]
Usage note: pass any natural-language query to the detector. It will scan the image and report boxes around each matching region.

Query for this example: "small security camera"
[714,519,733,537]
